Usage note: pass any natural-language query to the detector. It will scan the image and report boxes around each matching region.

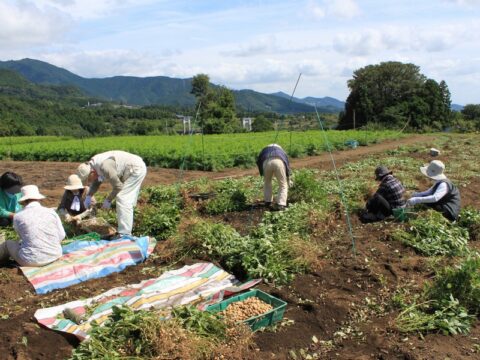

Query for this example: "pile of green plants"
[71,305,251,359]
[396,257,480,335]
[175,202,321,284]
[392,210,469,256]
[288,169,329,206]
[0,226,19,241]
[457,207,480,241]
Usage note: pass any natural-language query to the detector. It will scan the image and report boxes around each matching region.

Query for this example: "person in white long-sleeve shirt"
[4,185,65,266]
[406,160,461,221]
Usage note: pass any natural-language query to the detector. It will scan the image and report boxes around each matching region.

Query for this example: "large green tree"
[339,61,452,130]
[190,74,240,134]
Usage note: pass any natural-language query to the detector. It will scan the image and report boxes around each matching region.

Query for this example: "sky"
[1,0,479,104]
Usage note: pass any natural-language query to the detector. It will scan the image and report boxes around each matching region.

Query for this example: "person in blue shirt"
[0,172,23,227]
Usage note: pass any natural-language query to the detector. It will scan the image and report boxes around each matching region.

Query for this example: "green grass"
[0,130,404,170]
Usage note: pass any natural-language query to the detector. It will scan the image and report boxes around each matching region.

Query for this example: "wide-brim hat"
[64,174,84,190]
[375,166,392,180]
[420,160,447,181]
[77,163,92,182]
[19,185,46,203]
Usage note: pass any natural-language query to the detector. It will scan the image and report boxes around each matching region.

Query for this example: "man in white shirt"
[5,185,65,267]
[77,150,147,236]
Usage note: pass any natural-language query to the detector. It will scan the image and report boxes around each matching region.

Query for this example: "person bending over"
[256,144,292,211]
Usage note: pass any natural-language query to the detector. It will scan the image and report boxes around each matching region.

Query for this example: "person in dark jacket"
[0,172,23,227]
[407,160,461,221]
[361,166,406,223]
[256,144,292,211]
[58,174,90,218]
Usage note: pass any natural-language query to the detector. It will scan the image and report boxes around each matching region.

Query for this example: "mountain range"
[0,58,344,114]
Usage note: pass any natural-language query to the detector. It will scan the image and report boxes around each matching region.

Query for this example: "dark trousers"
[366,194,392,217]
[0,217,12,227]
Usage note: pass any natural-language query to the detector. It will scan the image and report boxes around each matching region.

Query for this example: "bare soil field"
[1,133,480,360]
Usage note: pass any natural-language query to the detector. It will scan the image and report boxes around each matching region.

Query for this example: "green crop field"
[0,130,404,170]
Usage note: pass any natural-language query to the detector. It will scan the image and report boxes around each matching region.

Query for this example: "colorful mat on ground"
[34,262,261,339]
[21,236,156,294]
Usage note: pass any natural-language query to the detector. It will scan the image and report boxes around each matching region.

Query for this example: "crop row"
[0,130,403,170]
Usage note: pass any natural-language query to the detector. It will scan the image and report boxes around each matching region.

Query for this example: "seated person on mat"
[406,160,461,221]
[0,172,23,227]
[58,174,92,219]
[361,166,406,222]
[3,185,65,267]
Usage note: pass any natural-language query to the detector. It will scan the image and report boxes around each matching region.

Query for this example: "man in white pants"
[256,144,292,211]
[77,151,147,236]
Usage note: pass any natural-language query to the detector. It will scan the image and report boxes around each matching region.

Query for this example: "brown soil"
[1,134,480,360]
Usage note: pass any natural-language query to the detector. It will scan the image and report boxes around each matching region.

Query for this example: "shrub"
[288,169,328,206]
[133,203,180,240]
[457,207,480,241]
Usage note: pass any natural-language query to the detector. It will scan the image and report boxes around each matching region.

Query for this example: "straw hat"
[420,160,447,181]
[18,185,46,203]
[77,163,92,182]
[64,174,84,190]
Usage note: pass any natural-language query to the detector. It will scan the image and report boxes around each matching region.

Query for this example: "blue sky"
[1,0,479,104]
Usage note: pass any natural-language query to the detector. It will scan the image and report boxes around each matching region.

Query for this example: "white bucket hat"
[77,163,92,182]
[18,185,46,203]
[64,174,84,190]
[420,160,447,181]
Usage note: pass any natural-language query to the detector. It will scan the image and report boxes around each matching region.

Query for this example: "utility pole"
[353,109,356,130]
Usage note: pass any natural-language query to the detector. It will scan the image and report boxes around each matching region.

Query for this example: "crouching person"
[0,172,23,227]
[361,166,405,223]
[4,185,65,267]
[407,160,460,221]
[256,144,292,211]
[58,174,91,219]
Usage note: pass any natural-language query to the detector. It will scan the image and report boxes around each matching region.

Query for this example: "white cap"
[77,163,92,182]
[18,185,46,203]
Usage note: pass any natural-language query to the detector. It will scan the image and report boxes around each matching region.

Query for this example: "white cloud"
[304,0,360,20]
[0,1,71,49]
[326,0,361,19]
[333,23,477,55]
[31,0,159,20]
[445,0,480,6]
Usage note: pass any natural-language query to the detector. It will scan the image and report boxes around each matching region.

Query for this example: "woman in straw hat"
[406,160,461,221]
[2,185,65,266]
[58,174,92,218]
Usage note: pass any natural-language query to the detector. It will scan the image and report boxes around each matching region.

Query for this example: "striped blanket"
[21,236,156,294]
[34,262,260,339]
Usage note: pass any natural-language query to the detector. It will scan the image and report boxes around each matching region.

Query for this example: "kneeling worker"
[77,150,147,236]
[4,185,65,266]
[407,160,460,221]
[361,166,405,222]
[256,144,292,211]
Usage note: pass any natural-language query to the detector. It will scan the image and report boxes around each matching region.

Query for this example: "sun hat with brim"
[18,185,46,203]
[420,160,447,181]
[374,166,392,180]
[64,174,84,190]
[77,163,92,182]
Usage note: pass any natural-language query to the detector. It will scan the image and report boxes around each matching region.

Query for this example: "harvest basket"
[207,289,287,331]
[392,207,416,222]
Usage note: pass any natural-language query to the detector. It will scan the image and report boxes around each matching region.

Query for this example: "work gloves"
[84,195,92,208]
[102,199,112,209]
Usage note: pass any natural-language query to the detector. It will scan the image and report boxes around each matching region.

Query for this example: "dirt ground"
[1,134,480,360]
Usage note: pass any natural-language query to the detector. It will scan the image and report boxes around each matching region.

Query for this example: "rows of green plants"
[0,130,403,170]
